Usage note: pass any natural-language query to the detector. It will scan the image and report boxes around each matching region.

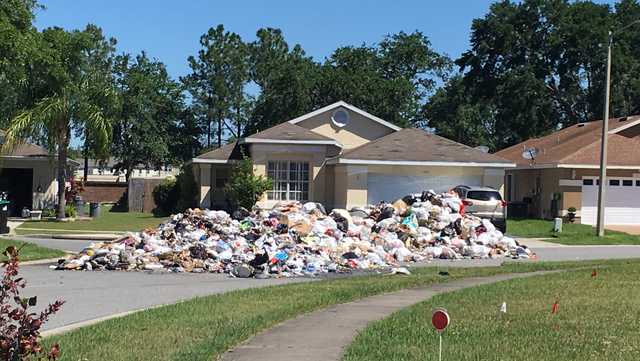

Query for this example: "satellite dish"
[522,147,539,160]
[474,145,490,153]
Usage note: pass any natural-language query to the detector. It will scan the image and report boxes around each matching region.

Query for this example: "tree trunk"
[83,149,89,183]
[56,128,70,220]
[217,110,223,148]
[236,106,241,137]
[124,165,133,211]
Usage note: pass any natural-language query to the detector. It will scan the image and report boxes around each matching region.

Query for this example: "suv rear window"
[466,191,502,201]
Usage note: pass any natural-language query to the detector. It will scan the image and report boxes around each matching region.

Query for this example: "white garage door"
[367,173,482,204]
[581,177,640,225]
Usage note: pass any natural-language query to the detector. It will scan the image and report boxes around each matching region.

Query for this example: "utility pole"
[596,31,612,237]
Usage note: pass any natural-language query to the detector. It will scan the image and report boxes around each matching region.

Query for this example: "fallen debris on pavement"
[54,190,534,277]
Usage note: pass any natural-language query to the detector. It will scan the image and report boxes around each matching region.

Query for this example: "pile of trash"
[54,191,534,278]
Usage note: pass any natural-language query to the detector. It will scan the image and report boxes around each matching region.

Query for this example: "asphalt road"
[21,265,308,332]
[7,235,640,333]
[3,235,91,253]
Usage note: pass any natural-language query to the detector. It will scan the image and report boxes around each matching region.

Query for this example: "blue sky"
[36,0,616,80]
[30,1,511,79]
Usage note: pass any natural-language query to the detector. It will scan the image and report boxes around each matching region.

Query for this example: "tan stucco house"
[192,101,515,210]
[0,132,73,216]
[495,115,640,225]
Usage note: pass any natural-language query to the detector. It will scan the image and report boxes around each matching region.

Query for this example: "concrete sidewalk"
[222,271,556,361]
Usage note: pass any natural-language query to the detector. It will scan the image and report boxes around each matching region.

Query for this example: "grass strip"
[16,205,166,234]
[43,259,629,361]
[343,259,640,361]
[507,219,640,245]
[0,238,66,262]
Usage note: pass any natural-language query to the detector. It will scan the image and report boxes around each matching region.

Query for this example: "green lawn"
[0,238,66,262]
[43,259,629,361]
[508,219,640,245]
[343,259,640,361]
[15,205,166,235]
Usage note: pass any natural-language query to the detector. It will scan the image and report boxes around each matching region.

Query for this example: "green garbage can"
[0,198,10,234]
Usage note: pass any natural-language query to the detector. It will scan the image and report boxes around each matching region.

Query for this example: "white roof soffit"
[331,158,516,168]
[609,117,640,134]
[241,138,343,147]
[557,163,640,170]
[191,158,229,164]
[287,101,402,131]
[512,163,640,170]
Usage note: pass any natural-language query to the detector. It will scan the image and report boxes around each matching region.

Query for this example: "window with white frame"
[266,161,310,201]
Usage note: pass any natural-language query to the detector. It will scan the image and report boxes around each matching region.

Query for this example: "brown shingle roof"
[340,128,512,164]
[495,115,640,166]
[561,134,640,166]
[246,122,336,143]
[195,141,246,162]
[0,130,49,157]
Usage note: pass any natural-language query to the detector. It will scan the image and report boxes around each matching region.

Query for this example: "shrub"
[64,175,84,204]
[152,177,178,216]
[41,208,56,218]
[1,245,64,360]
[175,164,198,211]
[64,204,77,218]
[225,156,272,210]
[152,165,199,216]
[111,191,129,212]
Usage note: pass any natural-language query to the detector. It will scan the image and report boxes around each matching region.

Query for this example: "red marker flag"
[551,301,559,314]
[591,269,597,278]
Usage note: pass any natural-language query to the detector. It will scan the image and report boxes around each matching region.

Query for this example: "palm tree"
[2,26,115,220]
[2,84,111,219]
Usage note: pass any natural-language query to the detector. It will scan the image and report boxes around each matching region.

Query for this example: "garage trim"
[335,158,515,168]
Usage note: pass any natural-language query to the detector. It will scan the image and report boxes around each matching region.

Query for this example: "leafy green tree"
[246,28,320,134]
[441,0,640,150]
[425,76,497,149]
[318,31,450,128]
[111,52,183,184]
[225,156,272,210]
[2,27,113,219]
[0,0,41,127]
[167,107,204,164]
[183,25,247,147]
[78,24,117,181]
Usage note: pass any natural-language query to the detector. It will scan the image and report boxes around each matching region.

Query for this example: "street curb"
[21,255,71,266]
[15,233,124,241]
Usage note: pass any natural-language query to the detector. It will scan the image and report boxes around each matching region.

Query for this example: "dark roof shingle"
[0,130,49,157]
[495,115,640,166]
[341,128,512,164]
[195,141,246,162]
[247,122,336,142]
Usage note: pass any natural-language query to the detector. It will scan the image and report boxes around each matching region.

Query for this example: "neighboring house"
[75,158,177,183]
[192,101,514,210]
[0,131,77,216]
[495,115,640,225]
[74,158,178,205]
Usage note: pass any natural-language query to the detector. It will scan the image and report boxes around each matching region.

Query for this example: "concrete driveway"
[9,235,640,334]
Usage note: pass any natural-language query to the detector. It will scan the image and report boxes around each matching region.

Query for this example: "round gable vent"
[331,109,350,127]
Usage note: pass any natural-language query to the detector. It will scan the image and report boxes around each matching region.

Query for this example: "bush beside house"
[152,165,199,216]
[225,156,272,211]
